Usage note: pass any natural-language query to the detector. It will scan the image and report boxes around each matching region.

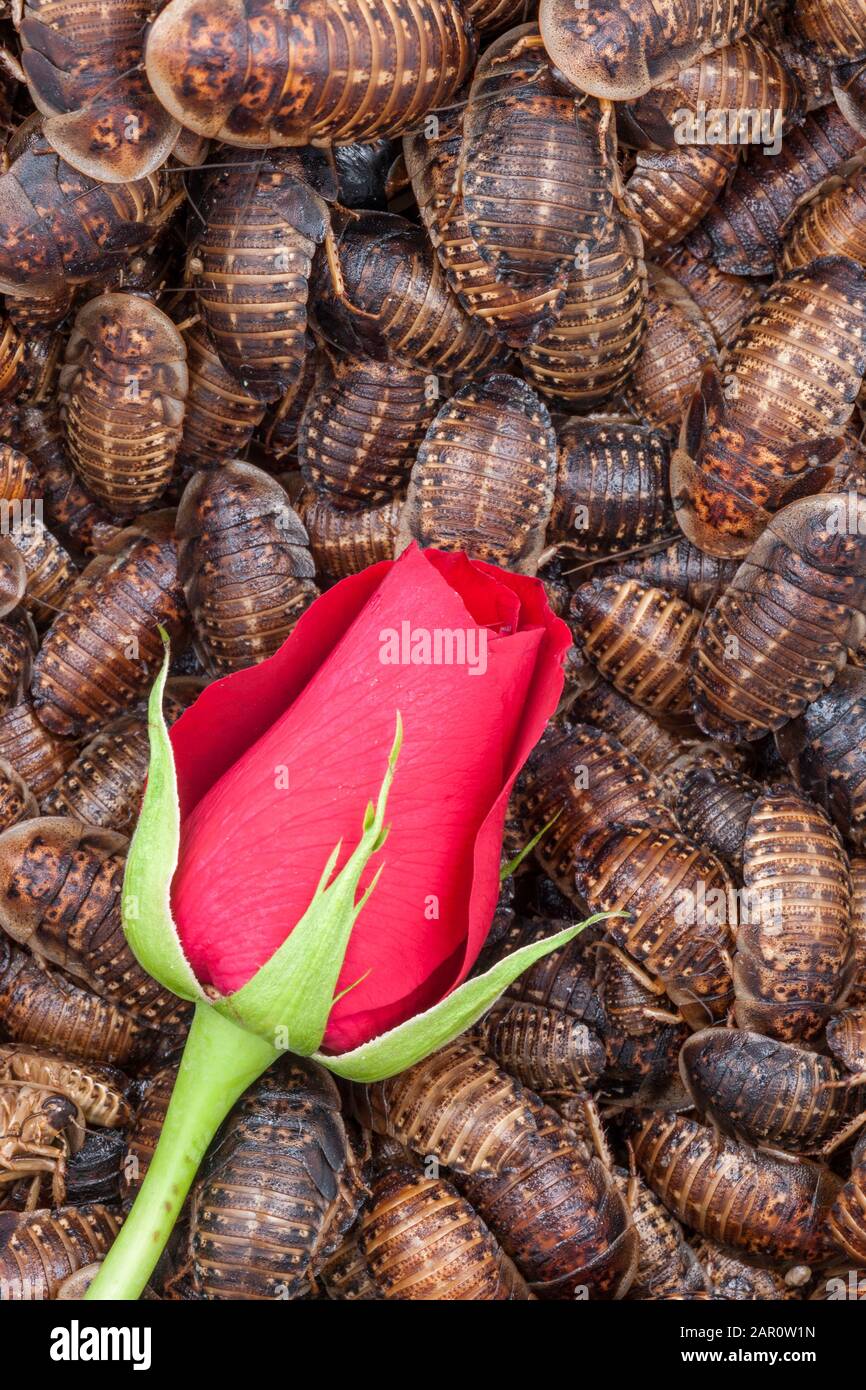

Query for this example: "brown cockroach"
[299,356,434,509]
[672,258,866,558]
[851,859,866,997]
[189,1059,367,1300]
[627,145,741,257]
[674,765,762,873]
[0,816,191,1033]
[360,1158,532,1300]
[695,1241,802,1300]
[0,758,37,833]
[311,211,509,380]
[0,1080,84,1209]
[548,418,669,555]
[834,55,866,136]
[690,494,866,743]
[793,0,866,61]
[615,1168,706,1299]
[595,536,738,610]
[578,675,684,777]
[0,1045,131,1130]
[632,1109,842,1262]
[0,936,155,1067]
[3,514,78,628]
[177,319,266,470]
[145,0,474,147]
[58,291,188,515]
[258,349,319,466]
[828,1129,866,1262]
[538,0,776,101]
[30,512,188,739]
[597,950,690,1098]
[782,164,866,271]
[177,461,317,676]
[0,1202,121,1300]
[734,786,853,1042]
[296,490,401,582]
[475,999,607,1093]
[121,1064,177,1199]
[828,1005,866,1074]
[188,150,333,403]
[0,539,27,621]
[15,407,123,556]
[0,697,76,798]
[397,375,557,574]
[625,271,718,433]
[689,103,866,277]
[681,1027,866,1153]
[0,314,30,403]
[485,919,608,1047]
[571,577,702,717]
[575,824,736,1029]
[659,245,761,351]
[0,613,35,717]
[775,667,866,851]
[318,1230,382,1302]
[62,1128,127,1210]
[519,213,647,411]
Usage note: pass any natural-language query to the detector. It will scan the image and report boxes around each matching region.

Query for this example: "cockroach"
[0,313,30,403]
[519,213,647,411]
[575,823,736,1028]
[259,348,319,465]
[775,667,866,850]
[360,1158,532,1300]
[58,292,187,515]
[615,1169,706,1299]
[177,461,317,675]
[627,145,741,257]
[828,1005,866,1073]
[0,1080,84,1208]
[695,1241,802,1300]
[475,999,606,1093]
[0,1202,121,1300]
[3,515,78,629]
[189,1059,367,1300]
[734,786,853,1042]
[460,25,617,289]
[0,816,191,1033]
[0,613,35,717]
[834,55,866,136]
[0,697,75,798]
[397,375,556,573]
[783,164,866,271]
[538,0,776,101]
[681,1027,866,1153]
[625,271,718,433]
[0,758,36,834]
[674,765,762,873]
[659,245,760,351]
[632,1109,842,1262]
[793,0,866,61]
[318,1230,382,1302]
[548,418,669,555]
[0,540,27,622]
[597,950,689,1097]
[828,1129,866,1262]
[672,258,866,557]
[689,103,866,277]
[578,675,684,777]
[15,407,123,556]
[0,1045,131,1130]
[145,0,474,147]
[571,577,702,717]
[485,919,608,1050]
[177,319,266,471]
[62,1129,127,1209]
[690,494,866,742]
[312,211,509,380]
[299,356,434,509]
[596,536,738,610]
[6,283,75,339]
[296,490,401,582]
[187,150,333,403]
[30,511,188,738]
[0,936,155,1067]
[121,1064,177,1199]
[849,860,866,997]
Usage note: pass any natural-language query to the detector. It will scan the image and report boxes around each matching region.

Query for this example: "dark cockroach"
[734,786,853,1042]
[460,25,617,289]
[121,1064,177,1199]
[0,758,36,833]
[851,857,866,997]
[299,356,434,509]
[792,0,866,61]
[0,1202,121,1300]
[189,1059,366,1300]
[475,999,606,1093]
[689,103,866,277]
[0,1045,131,1130]
[828,1005,866,1073]
[597,949,689,1097]
[783,164,866,271]
[360,1158,532,1300]
[615,1169,706,1299]
[674,765,762,873]
[0,539,27,621]
[0,816,191,1033]
[15,407,123,556]
[519,213,647,411]
[0,613,35,717]
[571,577,702,717]
[575,824,736,1028]
[690,494,866,743]
[397,375,556,574]
[177,461,317,676]
[695,1241,802,1301]
[627,145,741,257]
[625,271,717,433]
[177,319,266,471]
[0,314,30,403]
[63,1129,126,1209]
[538,0,775,100]
[775,667,866,850]
[659,245,760,352]
[318,1231,382,1302]
[578,675,683,777]
[834,56,866,136]
[312,211,509,380]
[59,292,187,515]
[258,349,319,466]
[30,512,187,738]
[296,491,400,582]
[598,536,738,610]
[0,697,76,798]
[0,1080,84,1208]
[632,1109,842,1262]
[548,418,669,555]
[672,258,866,558]
[2,514,78,629]
[145,0,474,147]
[828,1130,866,1262]
[681,1028,866,1153]
[485,919,608,1049]
[188,150,332,403]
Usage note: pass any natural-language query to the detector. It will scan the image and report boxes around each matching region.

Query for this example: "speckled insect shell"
[297,490,401,580]
[674,764,761,872]
[626,271,718,433]
[397,374,557,573]
[829,1131,866,1263]
[0,1204,122,1301]
[59,292,187,515]
[793,0,866,61]
[549,416,669,553]
[0,698,76,797]
[783,163,866,270]
[627,144,741,257]
[475,998,606,1091]
[144,0,474,147]
[178,319,266,469]
[775,666,866,850]
[659,245,759,350]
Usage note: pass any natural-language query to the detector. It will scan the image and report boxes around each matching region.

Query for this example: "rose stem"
[85,1001,278,1301]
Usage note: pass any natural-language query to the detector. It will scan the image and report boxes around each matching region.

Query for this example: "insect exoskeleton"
[0,611,35,716]
[0,1203,121,1300]
[397,375,557,574]
[177,320,266,471]
[0,697,76,797]
[733,786,853,1042]
[571,577,702,717]
[689,493,866,743]
[3,514,78,630]
[548,417,669,555]
[177,461,317,676]
[660,246,761,351]
[519,212,648,411]
[850,858,866,998]
[672,258,866,557]
[827,1004,866,1072]
[318,1230,382,1302]
[189,1059,367,1299]
[597,537,738,611]
[299,355,434,509]
[783,165,866,272]
[296,490,401,582]
[59,292,188,515]
[625,270,718,433]
[695,1241,803,1301]
[188,149,333,403]
[632,1109,842,1262]
[792,0,866,61]
[578,675,684,776]
[681,1027,866,1152]
[360,1158,533,1300]
[121,1064,178,1199]
[537,0,775,100]
[674,764,762,873]
[833,55,866,136]
[0,1044,131,1130]
[615,1169,707,1300]
[775,667,866,850]
[0,312,30,403]
[475,997,607,1093]
[16,407,123,557]
[30,511,188,738]
[627,145,741,257]
[828,1130,866,1263]
[259,349,319,466]
[0,1079,84,1208]
[0,757,36,833]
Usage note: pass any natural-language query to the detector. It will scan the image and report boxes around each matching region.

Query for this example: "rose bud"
[87,545,605,1300]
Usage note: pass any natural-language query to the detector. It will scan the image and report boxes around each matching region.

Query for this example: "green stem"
[85,1002,278,1301]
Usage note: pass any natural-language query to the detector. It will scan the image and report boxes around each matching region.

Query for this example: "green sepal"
[313,911,619,1082]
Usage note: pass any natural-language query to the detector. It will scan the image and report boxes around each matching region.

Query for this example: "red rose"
[169,543,570,1053]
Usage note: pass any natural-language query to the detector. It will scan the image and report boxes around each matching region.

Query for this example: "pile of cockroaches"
[2,0,866,1302]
